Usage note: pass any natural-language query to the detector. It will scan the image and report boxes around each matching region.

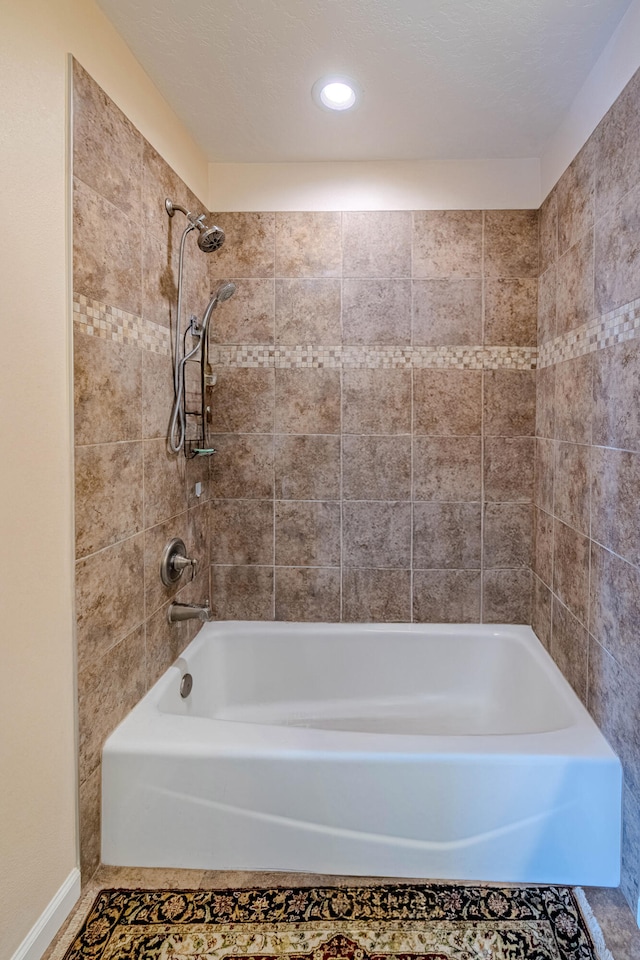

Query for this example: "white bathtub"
[102,622,622,885]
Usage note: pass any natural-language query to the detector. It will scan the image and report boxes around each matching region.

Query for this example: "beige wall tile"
[413,570,481,622]
[412,210,482,278]
[72,60,142,220]
[77,624,146,783]
[484,437,534,502]
[343,435,410,501]
[589,635,640,798]
[210,499,274,565]
[209,368,275,434]
[593,340,640,454]
[483,370,536,437]
[483,503,532,569]
[211,566,274,620]
[343,501,411,568]
[75,441,143,558]
[556,137,595,256]
[554,441,590,535]
[590,542,640,678]
[342,369,411,434]
[531,575,552,650]
[539,189,558,276]
[342,569,411,622]
[412,278,482,346]
[275,278,340,344]
[553,519,590,625]
[532,507,554,588]
[595,180,640,315]
[275,501,341,566]
[588,637,640,794]
[210,278,275,344]
[143,438,187,528]
[556,230,594,336]
[275,212,342,278]
[554,354,593,444]
[342,279,411,344]
[533,438,555,514]
[484,279,537,347]
[535,366,555,440]
[74,334,141,445]
[621,785,640,911]
[537,265,557,344]
[275,368,341,434]
[343,211,411,278]
[142,350,173,440]
[413,502,481,569]
[275,567,340,621]
[186,454,212,508]
[591,446,640,567]
[413,436,482,501]
[141,231,177,328]
[141,139,190,247]
[73,177,142,315]
[79,766,101,883]
[482,569,531,624]
[484,210,539,278]
[76,534,144,671]
[550,599,588,703]
[211,434,274,499]
[413,370,482,436]
[209,212,275,278]
[594,68,640,219]
[275,435,340,500]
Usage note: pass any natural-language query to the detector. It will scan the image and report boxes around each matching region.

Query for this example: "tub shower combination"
[103,621,621,886]
[101,196,621,888]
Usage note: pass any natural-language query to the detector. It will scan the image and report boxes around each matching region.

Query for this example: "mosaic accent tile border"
[73,294,170,356]
[210,344,538,370]
[538,296,640,368]
[74,293,640,369]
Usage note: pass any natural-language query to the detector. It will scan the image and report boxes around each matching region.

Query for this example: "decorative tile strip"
[73,294,171,356]
[73,293,640,369]
[209,344,537,370]
[538,297,640,368]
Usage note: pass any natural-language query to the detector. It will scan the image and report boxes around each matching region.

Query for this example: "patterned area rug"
[63,885,603,960]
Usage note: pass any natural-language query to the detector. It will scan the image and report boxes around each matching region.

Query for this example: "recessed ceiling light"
[312,75,360,112]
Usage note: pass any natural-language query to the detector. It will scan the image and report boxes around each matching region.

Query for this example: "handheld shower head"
[214,281,236,302]
[165,198,225,252]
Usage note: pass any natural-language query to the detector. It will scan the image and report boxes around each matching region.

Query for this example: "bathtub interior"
[157,624,577,737]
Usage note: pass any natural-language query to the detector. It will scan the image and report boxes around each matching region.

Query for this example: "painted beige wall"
[0,1,207,956]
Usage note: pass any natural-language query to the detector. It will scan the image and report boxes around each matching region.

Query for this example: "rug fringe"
[573,887,615,960]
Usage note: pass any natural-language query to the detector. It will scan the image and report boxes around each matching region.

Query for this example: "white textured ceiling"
[96,0,633,163]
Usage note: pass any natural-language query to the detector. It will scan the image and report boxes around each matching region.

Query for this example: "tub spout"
[167,600,213,623]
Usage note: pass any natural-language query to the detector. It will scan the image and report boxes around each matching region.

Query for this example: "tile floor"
[42,867,640,960]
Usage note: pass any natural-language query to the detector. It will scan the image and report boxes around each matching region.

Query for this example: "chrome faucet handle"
[160,538,198,586]
[171,554,198,580]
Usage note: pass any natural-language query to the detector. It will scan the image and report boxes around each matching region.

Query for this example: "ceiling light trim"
[312,74,361,112]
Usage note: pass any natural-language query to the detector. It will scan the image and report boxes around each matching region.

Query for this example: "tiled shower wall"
[532,66,640,911]
[206,209,538,623]
[72,61,213,879]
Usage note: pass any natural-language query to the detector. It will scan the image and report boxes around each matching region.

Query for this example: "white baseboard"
[10,868,81,960]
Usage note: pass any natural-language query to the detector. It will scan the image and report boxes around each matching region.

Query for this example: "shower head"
[165,198,225,252]
[196,224,225,252]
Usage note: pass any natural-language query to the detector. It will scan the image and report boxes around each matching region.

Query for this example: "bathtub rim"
[103,621,620,763]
